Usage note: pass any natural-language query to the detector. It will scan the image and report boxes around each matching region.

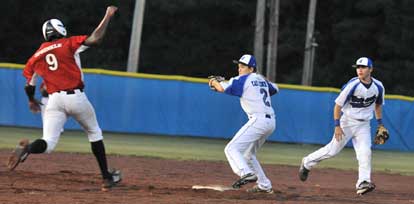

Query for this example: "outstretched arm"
[84,6,118,46]
[209,79,225,92]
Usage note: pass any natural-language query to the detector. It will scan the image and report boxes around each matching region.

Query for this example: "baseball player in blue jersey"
[209,54,279,193]
[299,57,387,195]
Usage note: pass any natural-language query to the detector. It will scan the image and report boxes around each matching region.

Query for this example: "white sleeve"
[220,78,234,90]
[28,73,39,86]
[335,82,357,106]
[75,45,89,54]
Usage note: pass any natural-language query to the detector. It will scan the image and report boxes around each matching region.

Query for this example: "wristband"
[377,119,383,125]
[24,85,36,101]
[334,119,340,127]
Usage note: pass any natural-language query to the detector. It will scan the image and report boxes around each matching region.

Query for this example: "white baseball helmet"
[42,19,67,41]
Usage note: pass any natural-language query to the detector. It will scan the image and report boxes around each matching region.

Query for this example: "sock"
[91,140,111,179]
[28,139,47,153]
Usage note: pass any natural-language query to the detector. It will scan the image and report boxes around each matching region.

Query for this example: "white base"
[192,185,236,192]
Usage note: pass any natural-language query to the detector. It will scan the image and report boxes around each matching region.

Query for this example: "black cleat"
[101,169,122,191]
[232,173,258,189]
[356,181,375,195]
[299,159,310,182]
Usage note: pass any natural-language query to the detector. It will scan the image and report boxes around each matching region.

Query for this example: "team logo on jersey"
[34,43,62,58]
[251,80,268,87]
[350,95,377,108]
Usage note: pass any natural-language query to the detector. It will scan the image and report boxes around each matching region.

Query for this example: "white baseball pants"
[41,96,64,134]
[42,89,103,153]
[225,115,276,190]
[302,120,372,188]
[40,97,49,119]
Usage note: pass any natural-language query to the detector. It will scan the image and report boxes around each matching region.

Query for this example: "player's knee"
[356,149,372,161]
[364,148,372,156]
[87,128,103,142]
[224,144,231,155]
[326,148,341,157]
[224,143,236,156]
[43,139,57,153]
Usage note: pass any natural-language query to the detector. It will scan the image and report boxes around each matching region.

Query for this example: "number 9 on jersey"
[45,53,58,71]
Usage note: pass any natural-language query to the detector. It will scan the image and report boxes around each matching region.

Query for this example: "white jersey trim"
[73,45,89,81]
[29,72,39,86]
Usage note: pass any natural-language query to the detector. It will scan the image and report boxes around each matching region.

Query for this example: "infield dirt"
[0,150,413,204]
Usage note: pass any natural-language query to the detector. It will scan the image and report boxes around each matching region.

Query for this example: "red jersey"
[23,35,88,94]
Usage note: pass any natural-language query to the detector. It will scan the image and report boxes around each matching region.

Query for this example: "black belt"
[265,114,271,119]
[58,89,83,95]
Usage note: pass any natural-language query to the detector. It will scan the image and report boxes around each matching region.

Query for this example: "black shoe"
[356,181,375,195]
[7,139,30,171]
[232,173,258,189]
[299,159,310,182]
[101,169,122,191]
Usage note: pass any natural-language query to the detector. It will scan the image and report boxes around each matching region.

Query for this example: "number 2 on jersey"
[260,88,271,107]
[45,53,58,71]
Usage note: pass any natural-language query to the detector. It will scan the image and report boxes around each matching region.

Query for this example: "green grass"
[1,126,413,175]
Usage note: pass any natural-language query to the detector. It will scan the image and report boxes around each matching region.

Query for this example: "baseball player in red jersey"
[6,6,120,191]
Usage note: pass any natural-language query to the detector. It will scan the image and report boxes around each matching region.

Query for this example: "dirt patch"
[0,150,413,204]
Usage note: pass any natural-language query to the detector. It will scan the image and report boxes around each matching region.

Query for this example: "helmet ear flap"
[42,19,67,41]
[42,20,51,41]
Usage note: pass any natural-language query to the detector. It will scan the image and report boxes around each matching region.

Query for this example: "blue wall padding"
[1,67,412,151]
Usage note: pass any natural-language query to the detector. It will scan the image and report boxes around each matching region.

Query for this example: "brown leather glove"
[374,125,389,145]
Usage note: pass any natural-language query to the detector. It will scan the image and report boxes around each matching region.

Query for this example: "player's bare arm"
[333,103,344,141]
[209,79,224,92]
[374,104,383,126]
[84,6,118,46]
[24,85,42,113]
[23,69,42,113]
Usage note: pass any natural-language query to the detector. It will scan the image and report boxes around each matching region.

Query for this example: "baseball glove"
[374,125,389,145]
[208,75,225,91]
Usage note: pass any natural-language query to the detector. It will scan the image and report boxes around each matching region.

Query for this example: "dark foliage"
[0,0,413,95]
